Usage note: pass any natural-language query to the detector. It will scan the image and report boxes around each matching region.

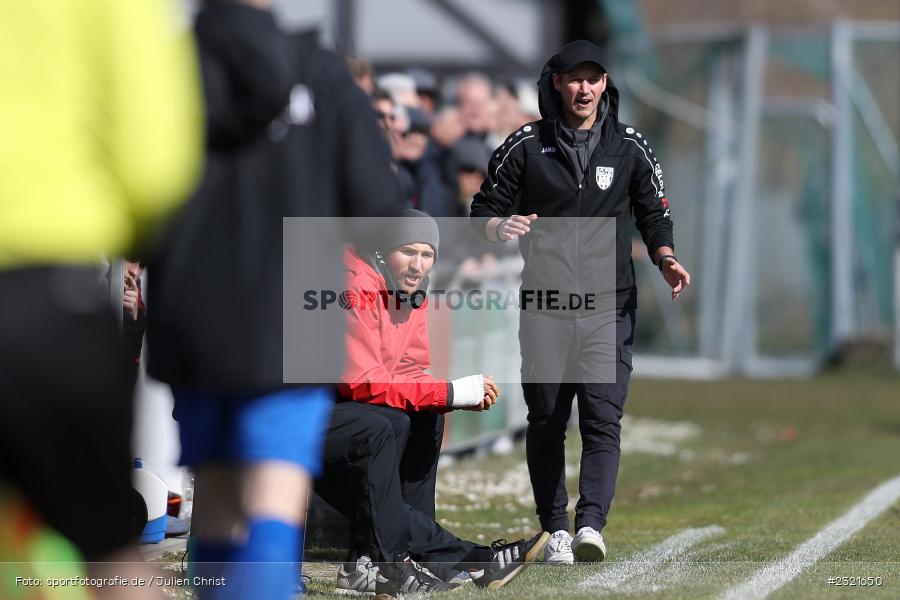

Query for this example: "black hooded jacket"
[470,45,674,311]
[147,3,400,390]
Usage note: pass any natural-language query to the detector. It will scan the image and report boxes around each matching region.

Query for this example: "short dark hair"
[371,87,393,104]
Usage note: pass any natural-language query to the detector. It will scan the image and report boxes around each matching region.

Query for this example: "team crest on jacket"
[596,166,614,190]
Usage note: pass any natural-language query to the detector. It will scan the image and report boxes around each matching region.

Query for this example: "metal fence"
[619,21,900,378]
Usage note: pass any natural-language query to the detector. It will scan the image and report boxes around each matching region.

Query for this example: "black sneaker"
[375,558,458,596]
[335,555,378,595]
[472,531,550,590]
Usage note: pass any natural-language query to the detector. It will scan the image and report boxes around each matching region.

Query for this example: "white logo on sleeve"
[653,162,664,188]
[596,166,614,190]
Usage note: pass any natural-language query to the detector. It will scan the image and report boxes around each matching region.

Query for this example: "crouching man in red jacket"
[338,209,498,518]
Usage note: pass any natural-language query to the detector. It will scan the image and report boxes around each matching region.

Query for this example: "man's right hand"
[461,374,500,412]
[486,214,538,242]
[483,375,499,408]
[123,274,140,321]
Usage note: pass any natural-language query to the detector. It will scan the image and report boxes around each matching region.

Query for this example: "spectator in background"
[432,137,515,290]
[430,106,465,150]
[456,72,495,143]
[395,107,432,168]
[378,72,421,109]
[372,87,398,143]
[346,56,374,95]
[397,107,453,216]
[489,79,531,149]
[517,82,542,122]
[452,137,491,215]
[428,106,468,216]
[372,88,416,209]
[407,67,441,115]
[0,0,201,597]
[146,1,400,599]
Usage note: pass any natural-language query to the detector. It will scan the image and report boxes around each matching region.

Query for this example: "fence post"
[720,25,767,373]
[830,20,856,350]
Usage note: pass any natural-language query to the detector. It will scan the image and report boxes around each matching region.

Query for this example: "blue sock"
[190,537,239,563]
[189,536,239,588]
[193,520,302,600]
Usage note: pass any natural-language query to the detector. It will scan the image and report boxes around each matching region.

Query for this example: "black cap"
[554,40,607,74]
[406,106,433,135]
[406,67,439,94]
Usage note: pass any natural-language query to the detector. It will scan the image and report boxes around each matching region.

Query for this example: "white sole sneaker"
[572,527,606,562]
[545,551,574,564]
[334,589,375,597]
[544,530,574,564]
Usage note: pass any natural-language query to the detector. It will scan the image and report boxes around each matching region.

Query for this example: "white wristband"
[449,374,484,408]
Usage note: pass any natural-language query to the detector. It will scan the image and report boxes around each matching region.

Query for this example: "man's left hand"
[661,259,691,301]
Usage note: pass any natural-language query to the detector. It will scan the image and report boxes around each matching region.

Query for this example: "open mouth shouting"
[574,96,594,112]
[401,273,421,289]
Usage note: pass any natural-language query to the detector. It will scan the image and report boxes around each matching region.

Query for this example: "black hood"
[195,2,296,148]
[537,40,619,125]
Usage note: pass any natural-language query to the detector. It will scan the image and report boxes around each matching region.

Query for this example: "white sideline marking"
[721,473,900,600]
[579,526,724,590]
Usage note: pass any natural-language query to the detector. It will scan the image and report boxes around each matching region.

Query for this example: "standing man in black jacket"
[470,40,690,564]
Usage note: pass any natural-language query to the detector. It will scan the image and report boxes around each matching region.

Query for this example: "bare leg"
[88,547,165,600]
[191,460,310,543]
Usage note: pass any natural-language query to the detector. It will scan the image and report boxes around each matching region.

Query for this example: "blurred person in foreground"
[317,212,548,595]
[0,0,201,597]
[145,1,399,599]
[470,40,691,564]
[346,56,374,95]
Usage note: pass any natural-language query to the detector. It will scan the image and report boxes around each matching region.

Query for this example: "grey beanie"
[381,209,440,256]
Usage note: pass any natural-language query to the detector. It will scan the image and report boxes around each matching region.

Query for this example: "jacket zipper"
[554,120,588,314]
[575,182,582,312]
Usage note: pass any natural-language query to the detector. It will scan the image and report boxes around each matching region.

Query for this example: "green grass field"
[303,371,900,599]
[154,371,900,598]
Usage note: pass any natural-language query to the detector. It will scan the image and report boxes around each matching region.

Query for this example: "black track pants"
[316,402,483,578]
[520,308,635,533]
